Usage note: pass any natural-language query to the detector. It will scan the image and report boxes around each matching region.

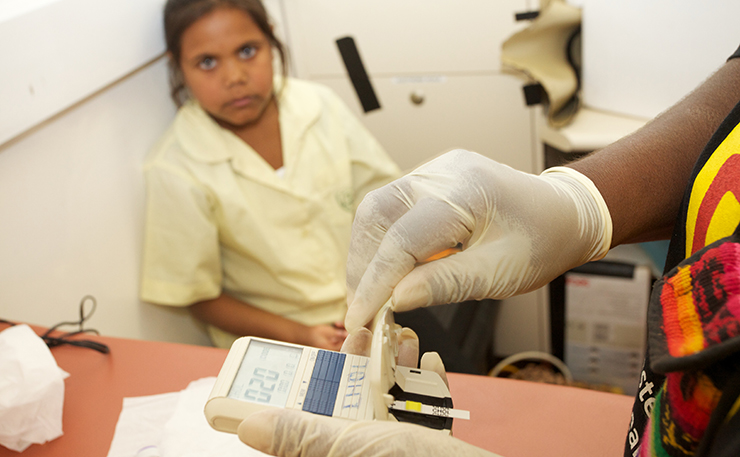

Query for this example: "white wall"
[582,0,740,119]
[0,58,211,345]
[0,0,168,145]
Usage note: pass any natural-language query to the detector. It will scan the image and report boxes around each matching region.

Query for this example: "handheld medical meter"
[204,304,469,434]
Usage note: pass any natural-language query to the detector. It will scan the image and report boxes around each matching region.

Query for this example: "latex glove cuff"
[540,166,613,262]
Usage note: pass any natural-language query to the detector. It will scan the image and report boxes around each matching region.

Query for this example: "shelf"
[539,107,649,153]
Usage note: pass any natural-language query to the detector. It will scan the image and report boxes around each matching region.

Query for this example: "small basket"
[489,351,573,384]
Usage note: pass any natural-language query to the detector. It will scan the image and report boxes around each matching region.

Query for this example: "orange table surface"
[1,328,634,457]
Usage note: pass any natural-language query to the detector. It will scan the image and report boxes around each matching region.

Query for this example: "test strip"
[390,400,471,420]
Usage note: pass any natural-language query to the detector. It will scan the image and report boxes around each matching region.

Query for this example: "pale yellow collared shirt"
[140,78,399,347]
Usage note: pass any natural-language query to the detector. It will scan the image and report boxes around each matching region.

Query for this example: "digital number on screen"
[228,340,302,408]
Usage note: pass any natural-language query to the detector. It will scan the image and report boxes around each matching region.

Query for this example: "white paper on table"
[106,377,268,457]
[0,324,69,452]
[106,392,180,457]
[159,377,266,456]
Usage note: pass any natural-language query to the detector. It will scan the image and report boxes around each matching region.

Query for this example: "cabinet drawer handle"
[410,90,425,105]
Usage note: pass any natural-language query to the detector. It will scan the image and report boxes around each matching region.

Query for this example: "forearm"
[190,293,311,344]
[569,58,740,246]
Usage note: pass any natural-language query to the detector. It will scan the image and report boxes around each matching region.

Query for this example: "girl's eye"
[198,57,216,70]
[239,46,257,60]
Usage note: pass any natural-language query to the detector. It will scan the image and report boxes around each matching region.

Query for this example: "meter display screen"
[228,340,302,407]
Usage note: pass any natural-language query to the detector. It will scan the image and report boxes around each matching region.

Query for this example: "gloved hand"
[237,328,499,457]
[344,149,612,331]
[237,408,501,457]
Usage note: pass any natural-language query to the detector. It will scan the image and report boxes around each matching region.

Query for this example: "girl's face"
[179,7,274,130]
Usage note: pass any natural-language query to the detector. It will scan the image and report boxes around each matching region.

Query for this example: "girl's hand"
[304,324,348,351]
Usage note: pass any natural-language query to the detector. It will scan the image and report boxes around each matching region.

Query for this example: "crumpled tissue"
[0,324,69,452]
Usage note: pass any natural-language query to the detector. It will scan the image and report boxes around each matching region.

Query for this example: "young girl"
[140,0,400,350]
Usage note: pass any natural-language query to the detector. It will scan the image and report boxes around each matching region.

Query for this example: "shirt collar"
[173,76,322,165]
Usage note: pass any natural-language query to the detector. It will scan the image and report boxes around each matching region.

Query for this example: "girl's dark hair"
[163,0,288,107]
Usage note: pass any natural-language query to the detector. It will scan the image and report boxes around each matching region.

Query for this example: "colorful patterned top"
[625,44,740,457]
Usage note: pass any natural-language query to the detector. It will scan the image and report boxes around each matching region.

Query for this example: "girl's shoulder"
[280,77,345,109]
[145,122,179,165]
[281,77,331,96]
[145,101,230,170]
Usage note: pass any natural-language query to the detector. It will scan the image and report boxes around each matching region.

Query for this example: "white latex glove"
[344,149,612,331]
[237,408,501,457]
[237,329,497,457]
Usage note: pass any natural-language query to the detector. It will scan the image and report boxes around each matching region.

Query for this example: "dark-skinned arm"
[569,58,740,247]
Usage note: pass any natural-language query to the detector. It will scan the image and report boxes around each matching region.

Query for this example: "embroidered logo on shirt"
[335,189,354,212]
